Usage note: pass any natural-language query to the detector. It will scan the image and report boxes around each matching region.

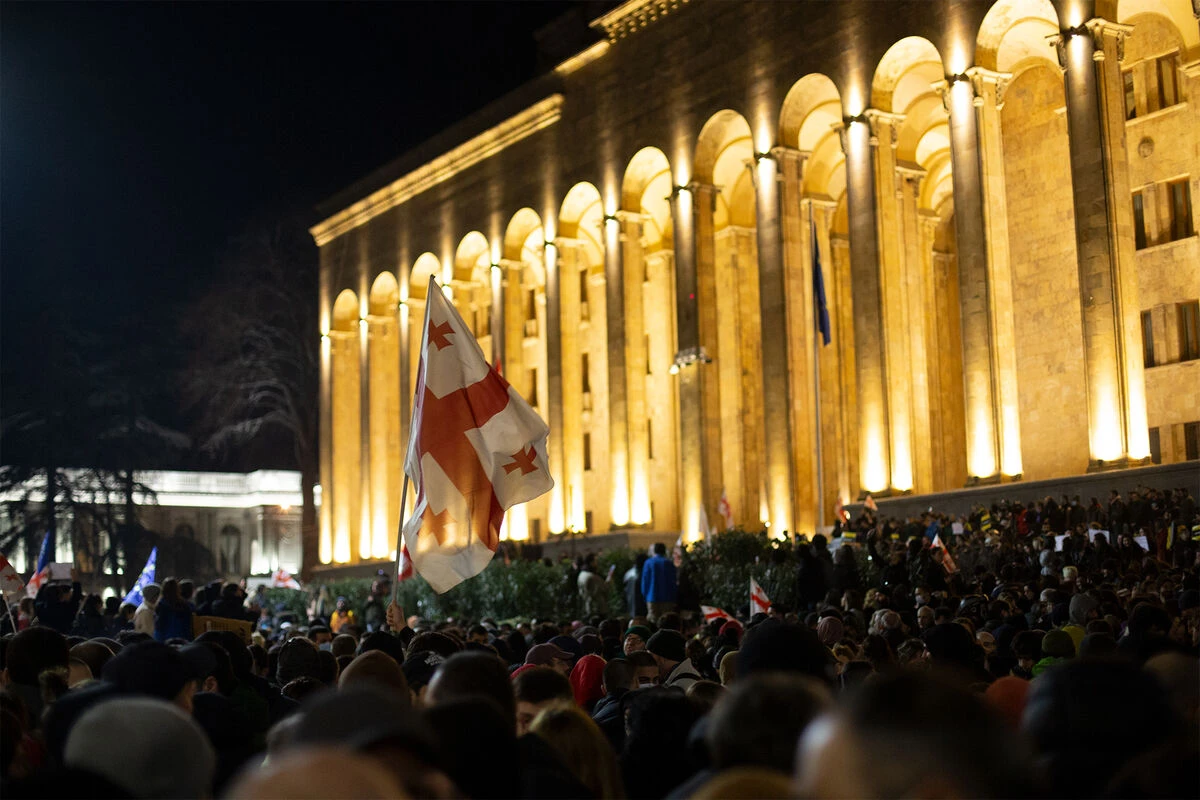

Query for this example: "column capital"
[965,67,1013,108]
[801,195,839,211]
[1084,18,1134,62]
[614,209,647,224]
[770,145,808,165]
[863,109,904,148]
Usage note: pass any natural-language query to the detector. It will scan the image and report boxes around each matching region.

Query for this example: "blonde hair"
[530,704,625,799]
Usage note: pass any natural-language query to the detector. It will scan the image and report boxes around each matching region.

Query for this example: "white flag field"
[402,277,554,593]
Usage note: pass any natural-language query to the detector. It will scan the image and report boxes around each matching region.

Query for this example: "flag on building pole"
[864,494,878,513]
[122,547,158,607]
[931,533,958,574]
[718,490,734,531]
[403,277,553,594]
[271,567,301,590]
[750,577,772,616]
[812,214,831,346]
[0,553,25,595]
[700,605,733,624]
[25,530,55,598]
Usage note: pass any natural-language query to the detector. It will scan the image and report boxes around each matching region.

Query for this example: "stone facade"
[1,470,305,587]
[311,0,1200,565]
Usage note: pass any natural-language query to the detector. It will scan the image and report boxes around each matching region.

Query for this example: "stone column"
[866,110,914,493]
[545,240,566,532]
[319,331,333,565]
[692,183,723,525]
[752,153,796,535]
[1055,19,1150,466]
[895,164,934,494]
[604,214,631,526]
[839,118,890,496]
[557,239,584,533]
[939,76,1001,484]
[499,259,526,400]
[970,67,1024,478]
[619,213,651,525]
[828,233,858,505]
[775,147,819,532]
[671,184,706,539]
[490,264,504,374]
[358,316,371,562]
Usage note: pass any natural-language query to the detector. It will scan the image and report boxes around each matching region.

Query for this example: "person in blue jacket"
[640,542,677,623]
[154,577,194,641]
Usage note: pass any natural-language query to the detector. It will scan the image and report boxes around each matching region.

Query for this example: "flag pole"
[811,202,825,533]
[393,473,410,605]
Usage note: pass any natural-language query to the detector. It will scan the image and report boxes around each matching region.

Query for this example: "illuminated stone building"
[311,0,1200,565]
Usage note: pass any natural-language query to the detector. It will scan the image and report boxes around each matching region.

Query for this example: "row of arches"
[319,0,1197,561]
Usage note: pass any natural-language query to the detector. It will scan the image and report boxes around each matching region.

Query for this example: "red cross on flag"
[271,567,301,590]
[931,533,959,574]
[835,496,849,523]
[404,277,553,593]
[0,553,25,595]
[701,605,733,624]
[397,544,414,582]
[750,577,772,616]
[718,490,734,531]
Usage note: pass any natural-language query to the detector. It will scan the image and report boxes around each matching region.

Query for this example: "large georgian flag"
[404,277,553,593]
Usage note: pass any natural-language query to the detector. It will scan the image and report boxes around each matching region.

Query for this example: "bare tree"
[0,317,188,592]
[183,215,319,577]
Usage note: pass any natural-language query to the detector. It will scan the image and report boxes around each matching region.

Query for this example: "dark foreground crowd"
[1,485,1198,799]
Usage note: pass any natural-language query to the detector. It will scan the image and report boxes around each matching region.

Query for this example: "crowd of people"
[1,483,1197,798]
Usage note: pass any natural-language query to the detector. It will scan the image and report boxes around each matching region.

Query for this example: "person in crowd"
[513,665,574,735]
[641,543,677,623]
[154,577,194,642]
[524,641,573,676]
[645,629,700,690]
[796,671,1034,798]
[34,576,82,635]
[577,554,610,618]
[132,582,160,636]
[70,594,107,639]
[329,595,357,633]
[569,653,606,713]
[530,704,625,798]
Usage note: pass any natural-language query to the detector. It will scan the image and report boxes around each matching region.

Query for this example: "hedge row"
[263,530,871,623]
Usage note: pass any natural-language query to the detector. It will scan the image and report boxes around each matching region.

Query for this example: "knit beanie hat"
[1069,594,1100,626]
[816,617,844,647]
[646,630,686,663]
[984,675,1030,729]
[1041,629,1076,659]
[1078,632,1117,659]
[277,638,322,685]
[65,697,215,798]
[625,625,652,642]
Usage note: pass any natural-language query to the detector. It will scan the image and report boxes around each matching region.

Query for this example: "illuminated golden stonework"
[313,1,1200,564]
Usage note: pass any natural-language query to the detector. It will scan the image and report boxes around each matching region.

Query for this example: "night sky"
[2,1,581,460]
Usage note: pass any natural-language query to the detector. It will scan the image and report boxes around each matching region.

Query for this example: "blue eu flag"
[123,547,158,607]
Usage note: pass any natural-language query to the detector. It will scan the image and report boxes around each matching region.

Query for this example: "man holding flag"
[400,277,554,594]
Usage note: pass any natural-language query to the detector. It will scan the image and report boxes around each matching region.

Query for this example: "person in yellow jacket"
[329,596,357,633]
